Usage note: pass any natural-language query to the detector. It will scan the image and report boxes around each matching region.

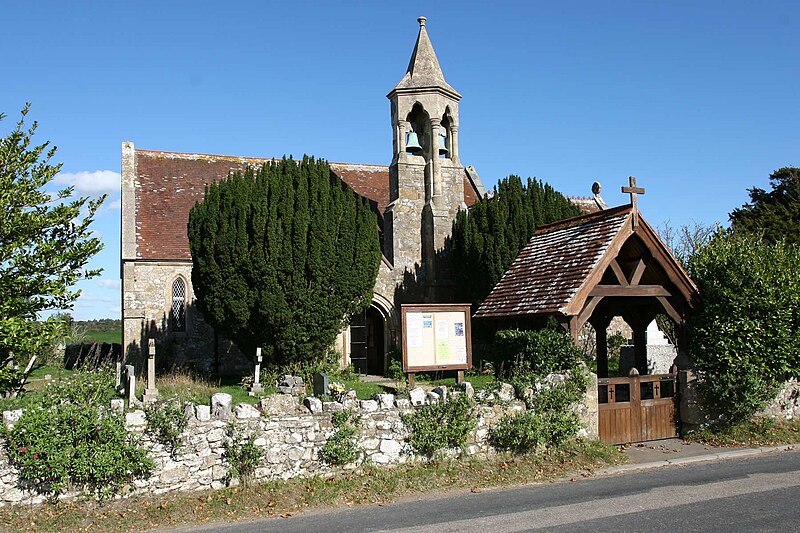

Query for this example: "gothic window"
[171,277,186,332]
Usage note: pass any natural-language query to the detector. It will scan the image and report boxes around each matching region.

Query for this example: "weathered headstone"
[248,347,265,396]
[312,372,329,397]
[277,375,306,395]
[115,360,122,391]
[125,364,138,407]
[143,339,159,404]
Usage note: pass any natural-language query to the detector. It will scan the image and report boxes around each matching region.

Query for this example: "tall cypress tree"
[188,156,381,366]
[450,175,580,308]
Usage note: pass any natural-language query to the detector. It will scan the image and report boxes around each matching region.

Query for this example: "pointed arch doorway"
[349,302,390,376]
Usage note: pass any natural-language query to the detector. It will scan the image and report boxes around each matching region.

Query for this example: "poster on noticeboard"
[401,304,472,372]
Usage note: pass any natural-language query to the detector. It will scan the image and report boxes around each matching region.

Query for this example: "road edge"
[602,443,799,475]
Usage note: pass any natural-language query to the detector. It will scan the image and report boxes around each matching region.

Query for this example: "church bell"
[438,132,449,156]
[405,131,422,153]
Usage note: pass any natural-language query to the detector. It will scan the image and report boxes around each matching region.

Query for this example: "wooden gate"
[598,373,678,445]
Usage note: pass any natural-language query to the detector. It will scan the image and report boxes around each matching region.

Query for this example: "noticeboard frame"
[401,303,473,372]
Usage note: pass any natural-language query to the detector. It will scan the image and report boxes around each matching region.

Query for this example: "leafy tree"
[687,230,800,422]
[0,105,104,362]
[188,156,381,366]
[450,175,581,307]
[729,167,800,244]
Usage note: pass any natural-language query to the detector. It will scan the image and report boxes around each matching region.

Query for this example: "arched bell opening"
[439,109,453,159]
[405,103,429,156]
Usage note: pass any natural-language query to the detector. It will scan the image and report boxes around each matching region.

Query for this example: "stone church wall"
[122,261,248,375]
[0,377,599,506]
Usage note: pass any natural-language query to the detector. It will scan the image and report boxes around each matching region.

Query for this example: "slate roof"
[474,205,632,319]
[133,149,481,261]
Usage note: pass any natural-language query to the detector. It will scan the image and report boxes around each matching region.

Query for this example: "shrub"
[38,368,116,408]
[2,368,151,497]
[320,409,361,465]
[491,411,581,453]
[144,398,188,454]
[489,329,588,453]
[687,231,800,421]
[223,424,263,484]
[493,328,584,378]
[3,404,153,497]
[0,365,24,397]
[401,395,476,457]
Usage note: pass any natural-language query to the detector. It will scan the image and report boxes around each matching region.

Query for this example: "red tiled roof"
[133,149,481,260]
[474,206,632,319]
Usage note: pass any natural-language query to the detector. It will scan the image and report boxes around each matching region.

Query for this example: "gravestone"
[313,372,329,397]
[115,360,122,392]
[248,347,264,396]
[125,364,138,406]
[142,339,159,404]
[619,320,678,375]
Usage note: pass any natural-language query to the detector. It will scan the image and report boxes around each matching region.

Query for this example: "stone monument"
[248,347,265,396]
[142,338,159,404]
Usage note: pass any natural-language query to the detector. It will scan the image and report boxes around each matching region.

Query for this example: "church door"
[349,310,368,374]
[366,307,385,375]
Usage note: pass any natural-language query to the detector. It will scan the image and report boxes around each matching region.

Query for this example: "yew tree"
[729,167,800,245]
[0,105,104,362]
[449,175,581,307]
[188,156,381,366]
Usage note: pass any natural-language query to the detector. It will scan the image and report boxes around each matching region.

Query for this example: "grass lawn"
[80,330,121,344]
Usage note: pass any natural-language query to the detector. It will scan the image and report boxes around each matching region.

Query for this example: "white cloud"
[98,279,121,290]
[105,198,121,210]
[54,170,120,196]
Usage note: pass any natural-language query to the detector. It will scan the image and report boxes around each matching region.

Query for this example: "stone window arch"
[170,277,186,332]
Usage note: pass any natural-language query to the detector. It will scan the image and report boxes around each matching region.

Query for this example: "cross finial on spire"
[621,176,645,229]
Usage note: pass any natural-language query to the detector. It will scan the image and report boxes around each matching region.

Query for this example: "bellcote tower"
[384,16,466,297]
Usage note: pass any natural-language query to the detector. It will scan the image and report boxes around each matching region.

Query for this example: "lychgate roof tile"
[474,206,631,319]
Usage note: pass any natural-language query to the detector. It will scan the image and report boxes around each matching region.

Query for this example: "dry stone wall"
[0,377,598,507]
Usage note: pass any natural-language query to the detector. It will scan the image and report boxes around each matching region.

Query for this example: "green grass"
[407,373,496,391]
[0,439,625,533]
[151,372,268,406]
[685,417,800,447]
[80,330,121,344]
[340,378,392,399]
[0,367,80,411]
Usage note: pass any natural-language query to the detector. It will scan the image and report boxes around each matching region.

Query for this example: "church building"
[121,17,487,374]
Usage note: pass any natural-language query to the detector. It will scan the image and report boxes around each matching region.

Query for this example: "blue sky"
[2,1,797,320]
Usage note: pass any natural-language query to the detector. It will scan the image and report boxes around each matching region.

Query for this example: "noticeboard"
[401,304,472,372]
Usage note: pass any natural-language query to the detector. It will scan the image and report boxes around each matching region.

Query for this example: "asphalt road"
[174,449,800,532]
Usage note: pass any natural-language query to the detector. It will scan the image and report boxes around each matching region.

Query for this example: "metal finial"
[418,16,427,27]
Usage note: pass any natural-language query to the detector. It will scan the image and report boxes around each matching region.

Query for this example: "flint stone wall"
[0,375,598,507]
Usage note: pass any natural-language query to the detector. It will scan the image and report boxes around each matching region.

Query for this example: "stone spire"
[391,16,460,99]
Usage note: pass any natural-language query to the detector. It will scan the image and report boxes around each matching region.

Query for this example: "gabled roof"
[131,149,481,261]
[474,205,698,320]
[390,17,460,100]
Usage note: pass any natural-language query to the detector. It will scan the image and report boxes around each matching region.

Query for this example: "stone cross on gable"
[622,176,645,229]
